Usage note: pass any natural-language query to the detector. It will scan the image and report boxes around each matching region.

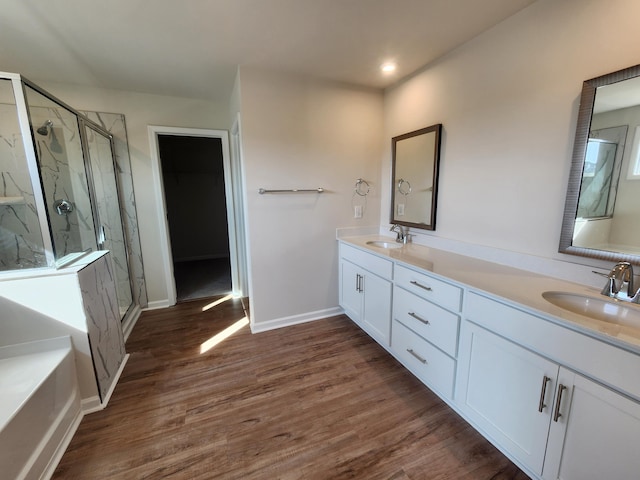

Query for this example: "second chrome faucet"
[595,261,640,303]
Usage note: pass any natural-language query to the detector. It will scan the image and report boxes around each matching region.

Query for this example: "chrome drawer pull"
[406,348,427,364]
[408,312,430,325]
[553,384,567,422]
[410,280,432,291]
[538,376,551,413]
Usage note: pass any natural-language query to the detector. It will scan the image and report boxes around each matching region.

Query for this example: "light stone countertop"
[340,235,640,354]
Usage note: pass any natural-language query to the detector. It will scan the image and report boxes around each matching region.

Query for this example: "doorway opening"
[158,134,232,303]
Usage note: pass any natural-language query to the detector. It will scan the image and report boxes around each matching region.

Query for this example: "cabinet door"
[340,260,362,323]
[361,272,392,346]
[543,368,640,480]
[458,322,558,474]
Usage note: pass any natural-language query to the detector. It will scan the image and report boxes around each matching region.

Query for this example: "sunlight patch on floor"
[200,316,249,354]
[201,294,234,312]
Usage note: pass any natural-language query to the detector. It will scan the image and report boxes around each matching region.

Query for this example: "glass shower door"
[24,85,97,266]
[83,124,133,319]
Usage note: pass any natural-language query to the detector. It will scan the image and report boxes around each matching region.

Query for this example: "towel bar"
[258,188,324,194]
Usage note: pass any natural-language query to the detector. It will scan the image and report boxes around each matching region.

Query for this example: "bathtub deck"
[0,340,72,428]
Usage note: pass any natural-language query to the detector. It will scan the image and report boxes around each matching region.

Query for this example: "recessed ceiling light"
[381,62,396,74]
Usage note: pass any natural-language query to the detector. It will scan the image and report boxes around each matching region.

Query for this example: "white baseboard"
[250,307,344,333]
[122,305,141,342]
[81,353,130,415]
[81,395,102,414]
[143,299,173,311]
[100,354,129,408]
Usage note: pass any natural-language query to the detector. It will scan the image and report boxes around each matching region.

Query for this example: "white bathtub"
[0,336,82,480]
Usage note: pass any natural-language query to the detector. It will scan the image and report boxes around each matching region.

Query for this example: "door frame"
[230,115,250,298]
[148,125,240,305]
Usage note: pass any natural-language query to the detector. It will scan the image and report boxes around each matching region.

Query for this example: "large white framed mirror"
[390,124,442,230]
[560,64,640,264]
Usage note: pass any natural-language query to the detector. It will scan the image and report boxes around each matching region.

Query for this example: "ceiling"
[0,0,536,103]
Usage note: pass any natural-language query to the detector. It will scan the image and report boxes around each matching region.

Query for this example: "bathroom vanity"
[338,235,640,480]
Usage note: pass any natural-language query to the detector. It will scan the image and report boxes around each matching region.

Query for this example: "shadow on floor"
[173,258,232,303]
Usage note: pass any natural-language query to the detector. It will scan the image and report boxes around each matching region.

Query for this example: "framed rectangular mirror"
[391,124,442,230]
[560,64,640,264]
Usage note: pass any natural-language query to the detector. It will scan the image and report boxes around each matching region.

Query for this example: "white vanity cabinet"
[391,265,461,399]
[457,321,559,474]
[543,368,640,480]
[457,291,640,479]
[339,243,393,346]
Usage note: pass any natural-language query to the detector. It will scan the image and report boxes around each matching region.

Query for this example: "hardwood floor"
[53,296,529,479]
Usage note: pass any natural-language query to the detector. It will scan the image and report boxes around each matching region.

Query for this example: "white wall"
[238,67,383,329]
[33,82,231,307]
[382,0,640,282]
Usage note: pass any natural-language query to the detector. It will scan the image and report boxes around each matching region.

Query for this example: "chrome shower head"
[36,120,53,136]
[36,120,63,153]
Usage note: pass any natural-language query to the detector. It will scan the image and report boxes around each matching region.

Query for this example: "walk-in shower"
[0,71,135,319]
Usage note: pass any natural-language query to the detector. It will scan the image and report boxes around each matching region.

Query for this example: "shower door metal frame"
[17,73,108,265]
[2,71,56,267]
[79,121,135,320]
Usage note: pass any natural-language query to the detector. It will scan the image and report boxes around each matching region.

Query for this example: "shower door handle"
[98,225,106,249]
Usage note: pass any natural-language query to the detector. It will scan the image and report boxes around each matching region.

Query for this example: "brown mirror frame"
[390,124,442,231]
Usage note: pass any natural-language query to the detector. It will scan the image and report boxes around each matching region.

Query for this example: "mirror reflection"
[391,124,442,230]
[561,65,640,263]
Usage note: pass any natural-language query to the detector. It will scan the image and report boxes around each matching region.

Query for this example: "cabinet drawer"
[391,319,456,398]
[393,286,459,357]
[340,243,393,280]
[394,264,462,312]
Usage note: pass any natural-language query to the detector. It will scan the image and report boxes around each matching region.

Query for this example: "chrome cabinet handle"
[538,376,551,413]
[553,384,567,422]
[410,280,432,292]
[408,312,430,325]
[406,348,427,364]
[355,274,360,292]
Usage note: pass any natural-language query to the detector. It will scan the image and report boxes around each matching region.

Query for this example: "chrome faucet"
[390,224,410,244]
[595,261,640,303]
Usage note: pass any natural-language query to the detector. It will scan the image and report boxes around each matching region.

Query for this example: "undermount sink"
[366,240,403,249]
[542,291,640,329]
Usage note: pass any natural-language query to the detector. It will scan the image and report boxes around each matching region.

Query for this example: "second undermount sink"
[542,291,640,329]
[366,240,403,249]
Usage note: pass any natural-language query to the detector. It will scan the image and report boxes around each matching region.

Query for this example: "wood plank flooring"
[53,296,529,479]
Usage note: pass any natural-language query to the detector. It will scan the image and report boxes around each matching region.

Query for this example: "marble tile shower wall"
[0,103,46,269]
[31,107,96,258]
[81,111,148,309]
